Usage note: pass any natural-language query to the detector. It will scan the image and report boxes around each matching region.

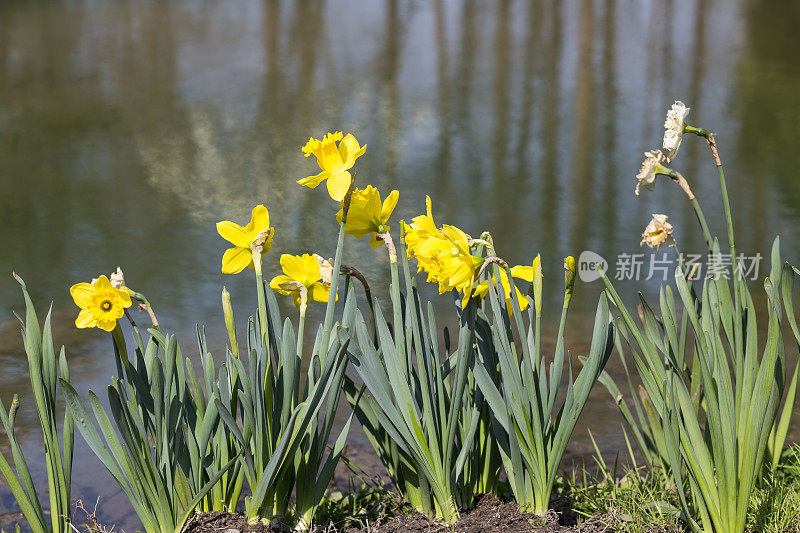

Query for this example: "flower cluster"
[401,197,485,305]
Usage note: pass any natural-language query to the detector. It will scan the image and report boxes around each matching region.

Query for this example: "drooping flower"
[640,214,676,250]
[269,253,334,308]
[635,150,666,195]
[70,275,133,332]
[336,185,399,248]
[298,132,367,202]
[663,101,690,162]
[217,205,275,274]
[474,264,535,310]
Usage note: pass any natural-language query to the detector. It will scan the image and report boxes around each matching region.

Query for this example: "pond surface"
[2,0,800,530]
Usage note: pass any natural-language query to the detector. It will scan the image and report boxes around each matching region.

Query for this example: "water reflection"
[2,0,800,529]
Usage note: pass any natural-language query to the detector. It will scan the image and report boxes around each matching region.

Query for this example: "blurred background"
[1,0,799,529]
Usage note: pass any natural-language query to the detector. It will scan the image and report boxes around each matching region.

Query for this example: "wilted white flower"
[91,267,127,289]
[635,150,665,195]
[663,101,690,162]
[314,254,334,286]
[640,214,676,250]
[109,267,126,290]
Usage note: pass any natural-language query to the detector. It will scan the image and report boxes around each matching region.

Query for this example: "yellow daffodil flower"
[70,275,133,332]
[474,265,535,310]
[217,205,275,274]
[269,253,335,308]
[401,196,441,259]
[416,225,484,306]
[298,132,366,202]
[336,185,399,248]
[402,196,485,305]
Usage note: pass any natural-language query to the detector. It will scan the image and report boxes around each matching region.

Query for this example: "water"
[1,0,800,529]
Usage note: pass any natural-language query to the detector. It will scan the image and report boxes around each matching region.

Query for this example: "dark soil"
[182,495,677,533]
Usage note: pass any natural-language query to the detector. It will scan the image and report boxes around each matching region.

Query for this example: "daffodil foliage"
[0,275,74,533]
[472,261,615,514]
[60,323,241,533]
[597,102,797,533]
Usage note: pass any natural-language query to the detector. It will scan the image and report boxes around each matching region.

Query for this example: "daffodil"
[298,132,367,202]
[269,253,334,308]
[474,265,535,310]
[640,214,676,250]
[663,101,690,162]
[415,225,484,306]
[70,275,133,332]
[336,185,399,248]
[402,196,442,259]
[217,205,275,274]
[635,150,666,195]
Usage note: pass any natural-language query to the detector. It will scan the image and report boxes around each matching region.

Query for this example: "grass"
[558,444,800,533]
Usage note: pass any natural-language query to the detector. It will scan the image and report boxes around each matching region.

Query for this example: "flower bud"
[532,255,543,317]
[564,256,576,306]
[9,394,19,428]
[221,287,238,357]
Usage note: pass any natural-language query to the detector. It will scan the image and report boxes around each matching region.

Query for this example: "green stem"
[297,303,307,361]
[252,251,268,341]
[320,221,347,359]
[716,163,736,262]
[690,197,714,252]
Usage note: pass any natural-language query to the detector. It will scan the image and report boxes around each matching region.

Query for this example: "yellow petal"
[337,134,363,169]
[93,275,113,291]
[113,288,133,309]
[97,319,117,332]
[510,265,535,283]
[513,286,529,311]
[364,186,382,218]
[70,282,95,308]
[317,137,346,173]
[380,190,400,223]
[280,254,306,281]
[75,308,97,329]
[326,171,352,202]
[221,247,253,274]
[369,233,386,249]
[269,274,295,295]
[298,171,329,188]
[217,220,251,247]
[299,254,322,285]
[473,281,489,299]
[248,205,270,233]
[310,282,334,303]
